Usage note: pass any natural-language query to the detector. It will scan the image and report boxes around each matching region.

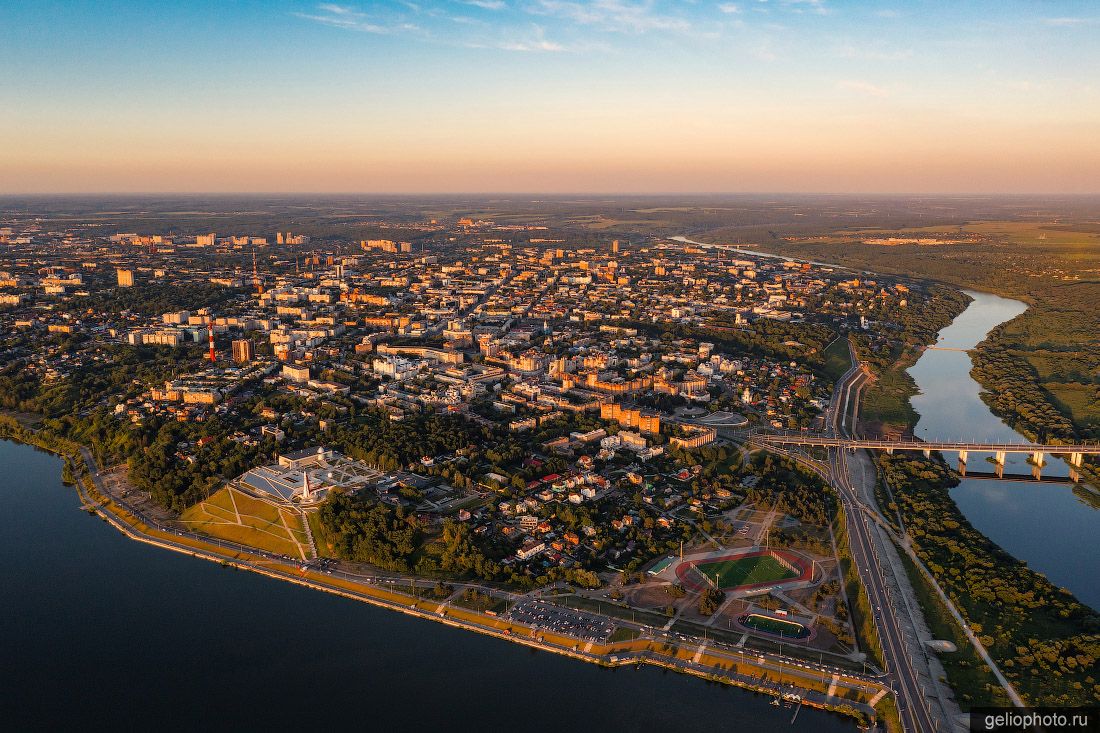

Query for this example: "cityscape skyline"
[3,0,1100,194]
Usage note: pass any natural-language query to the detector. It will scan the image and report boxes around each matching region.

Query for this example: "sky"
[1,0,1099,194]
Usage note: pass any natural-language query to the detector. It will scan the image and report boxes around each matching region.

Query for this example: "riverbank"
[0,420,884,727]
[0,439,862,733]
[872,290,1100,708]
[76,458,883,724]
[679,232,1100,459]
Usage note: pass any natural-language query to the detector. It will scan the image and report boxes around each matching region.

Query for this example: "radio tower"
[207,319,216,363]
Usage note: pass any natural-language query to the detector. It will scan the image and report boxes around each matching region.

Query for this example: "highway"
[824,351,941,733]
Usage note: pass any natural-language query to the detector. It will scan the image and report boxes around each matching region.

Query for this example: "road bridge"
[757,433,1098,479]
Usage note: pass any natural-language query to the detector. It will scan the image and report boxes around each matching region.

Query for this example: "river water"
[0,440,851,732]
[908,290,1099,609]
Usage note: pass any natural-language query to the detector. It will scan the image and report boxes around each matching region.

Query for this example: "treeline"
[879,454,1100,706]
[318,494,420,572]
[330,412,491,476]
[67,282,242,317]
[615,317,835,368]
[743,453,835,525]
[854,284,970,373]
[0,342,208,418]
[971,338,1077,442]
[971,281,1100,443]
[855,284,970,434]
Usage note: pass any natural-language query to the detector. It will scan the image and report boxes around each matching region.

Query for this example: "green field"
[695,554,798,589]
[821,337,854,384]
[741,613,810,639]
[179,486,311,559]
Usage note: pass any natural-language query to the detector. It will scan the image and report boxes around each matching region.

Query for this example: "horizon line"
[3,190,1100,199]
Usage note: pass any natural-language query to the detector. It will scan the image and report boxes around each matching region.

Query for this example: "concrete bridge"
[755,433,1098,479]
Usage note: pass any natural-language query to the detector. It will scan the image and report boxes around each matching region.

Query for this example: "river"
[0,439,851,732]
[908,290,1099,609]
[673,232,1100,608]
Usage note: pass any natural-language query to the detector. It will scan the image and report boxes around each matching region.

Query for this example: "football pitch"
[741,613,810,639]
[694,554,798,590]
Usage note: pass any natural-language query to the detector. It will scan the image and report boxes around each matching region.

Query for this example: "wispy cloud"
[498,38,565,51]
[464,23,570,51]
[528,0,693,34]
[294,3,418,33]
[717,3,741,14]
[837,79,888,97]
[1042,17,1098,27]
[462,0,507,9]
[780,0,829,15]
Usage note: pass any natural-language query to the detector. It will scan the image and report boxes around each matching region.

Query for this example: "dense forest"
[742,452,835,526]
[69,282,243,317]
[971,281,1100,444]
[879,455,1100,706]
[318,495,421,572]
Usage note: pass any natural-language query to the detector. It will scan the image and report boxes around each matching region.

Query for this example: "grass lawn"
[608,626,641,643]
[180,487,309,559]
[741,613,810,639]
[695,555,798,589]
[450,592,510,615]
[822,337,853,384]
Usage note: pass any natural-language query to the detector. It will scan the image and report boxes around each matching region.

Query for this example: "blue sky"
[2,1,1098,192]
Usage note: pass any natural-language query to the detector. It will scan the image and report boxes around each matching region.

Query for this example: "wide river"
[908,290,1100,609]
[0,440,851,731]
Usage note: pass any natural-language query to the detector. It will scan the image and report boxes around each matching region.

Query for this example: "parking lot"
[506,600,615,642]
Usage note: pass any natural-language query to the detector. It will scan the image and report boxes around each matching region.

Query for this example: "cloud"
[837,79,888,97]
[498,37,566,51]
[468,23,569,51]
[294,3,414,33]
[1042,17,1098,27]
[462,0,507,9]
[528,0,693,34]
[717,3,741,13]
[780,0,828,15]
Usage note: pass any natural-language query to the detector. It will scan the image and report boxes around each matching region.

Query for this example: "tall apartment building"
[116,268,135,287]
[196,233,216,246]
[232,339,254,364]
[600,402,661,435]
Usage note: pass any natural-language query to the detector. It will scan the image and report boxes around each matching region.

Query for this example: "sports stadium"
[674,547,812,593]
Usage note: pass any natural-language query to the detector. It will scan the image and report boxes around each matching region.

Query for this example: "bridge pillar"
[1070,468,1081,484]
[1032,463,1043,481]
[922,448,931,459]
[886,447,894,455]
[957,459,966,476]
[1031,451,1045,467]
[994,451,1006,466]
[958,450,968,464]
[1069,452,1083,468]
